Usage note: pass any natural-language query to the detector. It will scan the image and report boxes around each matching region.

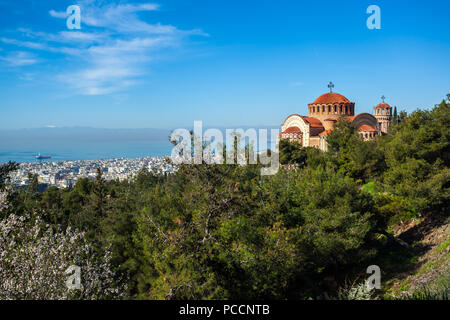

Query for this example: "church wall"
[309,137,320,148]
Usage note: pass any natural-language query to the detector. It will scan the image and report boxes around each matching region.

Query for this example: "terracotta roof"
[300,116,324,128]
[310,127,325,136]
[319,129,332,136]
[283,126,302,133]
[312,92,350,104]
[375,102,391,109]
[358,124,377,132]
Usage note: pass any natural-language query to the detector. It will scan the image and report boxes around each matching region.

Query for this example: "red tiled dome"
[312,92,350,104]
[375,102,391,109]
[358,124,377,132]
[283,126,302,133]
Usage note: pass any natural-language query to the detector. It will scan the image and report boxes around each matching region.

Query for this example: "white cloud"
[1,37,48,50]
[49,9,67,19]
[3,1,207,95]
[48,1,166,34]
[0,51,39,66]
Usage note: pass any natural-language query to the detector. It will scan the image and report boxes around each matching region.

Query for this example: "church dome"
[358,124,377,132]
[313,92,350,104]
[374,102,391,109]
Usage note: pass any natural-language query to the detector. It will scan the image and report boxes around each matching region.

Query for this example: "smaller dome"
[312,92,350,104]
[283,126,301,133]
[358,125,377,132]
[375,102,391,109]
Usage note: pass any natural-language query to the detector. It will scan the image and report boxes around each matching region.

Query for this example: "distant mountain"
[0,125,282,152]
[0,127,173,144]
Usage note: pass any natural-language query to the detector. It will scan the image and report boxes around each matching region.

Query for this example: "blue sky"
[0,0,449,130]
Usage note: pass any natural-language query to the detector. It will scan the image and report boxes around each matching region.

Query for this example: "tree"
[325,117,385,182]
[0,162,18,212]
[392,106,398,125]
[0,214,125,299]
[279,139,320,168]
[92,167,107,217]
[132,162,379,299]
[0,161,18,191]
[381,95,449,215]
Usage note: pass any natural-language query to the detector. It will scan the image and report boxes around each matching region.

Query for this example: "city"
[9,157,177,189]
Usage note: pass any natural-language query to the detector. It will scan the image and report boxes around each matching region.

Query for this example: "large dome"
[313,92,350,104]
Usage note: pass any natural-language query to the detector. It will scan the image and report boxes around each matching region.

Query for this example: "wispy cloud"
[0,51,39,66]
[2,1,207,95]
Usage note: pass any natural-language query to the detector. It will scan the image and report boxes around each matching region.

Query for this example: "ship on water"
[36,153,51,160]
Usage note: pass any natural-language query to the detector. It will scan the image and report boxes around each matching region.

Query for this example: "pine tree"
[92,167,106,218]
[392,106,398,124]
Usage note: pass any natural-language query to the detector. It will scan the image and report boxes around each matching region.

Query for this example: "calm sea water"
[0,126,278,164]
[0,140,173,164]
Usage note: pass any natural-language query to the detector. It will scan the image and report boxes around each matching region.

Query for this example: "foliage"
[0,214,125,299]
[325,117,386,183]
[0,95,449,300]
[381,96,450,215]
[336,281,377,300]
[0,161,18,191]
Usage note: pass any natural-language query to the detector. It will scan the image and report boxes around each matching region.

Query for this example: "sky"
[0,0,449,130]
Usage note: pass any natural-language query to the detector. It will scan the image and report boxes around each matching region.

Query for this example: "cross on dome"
[328,81,334,93]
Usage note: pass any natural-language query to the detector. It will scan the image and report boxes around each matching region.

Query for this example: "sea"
[0,140,174,164]
[0,126,279,164]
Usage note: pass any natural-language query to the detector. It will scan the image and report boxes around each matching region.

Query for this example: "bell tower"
[374,95,392,134]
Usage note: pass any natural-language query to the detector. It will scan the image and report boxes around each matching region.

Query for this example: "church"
[280,82,392,151]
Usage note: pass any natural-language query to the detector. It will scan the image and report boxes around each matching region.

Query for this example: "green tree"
[0,161,18,191]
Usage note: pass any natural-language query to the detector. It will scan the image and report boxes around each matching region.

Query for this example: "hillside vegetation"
[0,95,448,299]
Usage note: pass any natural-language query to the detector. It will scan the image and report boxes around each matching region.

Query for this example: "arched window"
[328,105,331,113]
[322,106,325,112]
[334,106,337,113]
[313,106,315,113]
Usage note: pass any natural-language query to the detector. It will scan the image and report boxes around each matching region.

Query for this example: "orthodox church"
[280,82,392,151]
